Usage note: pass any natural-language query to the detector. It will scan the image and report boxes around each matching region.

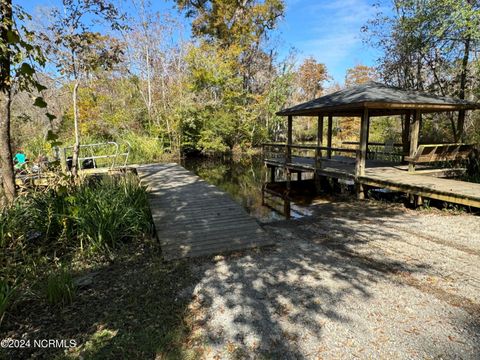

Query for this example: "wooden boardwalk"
[265,156,480,208]
[137,163,273,260]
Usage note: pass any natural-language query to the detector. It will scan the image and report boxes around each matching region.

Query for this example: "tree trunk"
[71,81,80,177]
[0,0,15,204]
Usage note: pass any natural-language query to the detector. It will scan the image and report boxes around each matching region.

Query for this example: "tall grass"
[0,280,16,324]
[0,174,153,317]
[44,268,75,306]
[1,174,152,257]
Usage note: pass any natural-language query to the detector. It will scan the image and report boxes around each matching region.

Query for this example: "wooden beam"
[356,108,369,177]
[327,115,333,159]
[408,110,421,172]
[316,115,324,168]
[402,111,411,162]
[356,108,369,199]
[286,115,293,163]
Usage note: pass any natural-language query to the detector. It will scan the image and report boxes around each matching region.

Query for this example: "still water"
[182,154,318,222]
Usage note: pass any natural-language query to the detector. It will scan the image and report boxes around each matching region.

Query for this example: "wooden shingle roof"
[277,82,480,117]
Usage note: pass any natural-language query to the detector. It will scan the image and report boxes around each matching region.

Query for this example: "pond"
[182,154,324,222]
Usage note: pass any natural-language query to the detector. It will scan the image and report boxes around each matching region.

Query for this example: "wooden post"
[408,110,421,172]
[402,112,411,162]
[286,115,293,164]
[316,115,324,168]
[327,115,333,159]
[356,108,369,177]
[284,197,291,220]
[356,108,369,200]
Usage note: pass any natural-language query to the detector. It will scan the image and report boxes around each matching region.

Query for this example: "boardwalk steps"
[137,163,273,260]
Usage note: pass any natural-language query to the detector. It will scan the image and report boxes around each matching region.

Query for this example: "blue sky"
[19,0,390,84]
[277,0,389,84]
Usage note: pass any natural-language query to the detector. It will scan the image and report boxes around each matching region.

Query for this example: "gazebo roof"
[277,82,480,117]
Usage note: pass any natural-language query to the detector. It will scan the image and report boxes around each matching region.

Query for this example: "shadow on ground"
[2,200,478,359]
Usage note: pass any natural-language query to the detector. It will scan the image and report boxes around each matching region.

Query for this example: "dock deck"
[265,156,480,208]
[137,163,272,260]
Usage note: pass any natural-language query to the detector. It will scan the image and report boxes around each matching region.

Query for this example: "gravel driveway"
[183,201,480,359]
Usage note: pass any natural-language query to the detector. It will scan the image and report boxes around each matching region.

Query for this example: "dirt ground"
[184,200,480,359]
[2,199,479,359]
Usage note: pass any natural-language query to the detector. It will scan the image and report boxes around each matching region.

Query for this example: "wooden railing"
[262,143,358,166]
[342,141,404,162]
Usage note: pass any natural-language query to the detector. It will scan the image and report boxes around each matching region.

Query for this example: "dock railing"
[262,142,359,170]
[61,141,131,172]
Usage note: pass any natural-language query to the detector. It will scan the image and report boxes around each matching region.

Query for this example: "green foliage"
[0,279,16,323]
[44,268,75,306]
[75,175,152,253]
[121,133,166,164]
[0,174,152,319]
[0,174,152,277]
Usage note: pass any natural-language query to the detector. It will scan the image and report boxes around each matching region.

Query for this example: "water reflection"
[181,154,318,222]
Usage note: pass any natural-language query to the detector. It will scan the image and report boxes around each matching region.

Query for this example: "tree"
[345,64,378,87]
[174,0,284,47]
[42,0,124,177]
[1,1,46,204]
[123,0,189,153]
[296,57,329,100]
[175,0,288,150]
[364,0,480,141]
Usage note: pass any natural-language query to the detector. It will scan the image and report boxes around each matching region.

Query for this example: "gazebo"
[262,82,480,207]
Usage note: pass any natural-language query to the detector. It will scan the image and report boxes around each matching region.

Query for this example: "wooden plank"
[137,163,273,260]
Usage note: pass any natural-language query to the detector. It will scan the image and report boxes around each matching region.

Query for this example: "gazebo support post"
[327,115,333,159]
[408,110,421,172]
[402,111,411,162]
[315,115,324,192]
[316,115,323,167]
[286,115,293,163]
[286,115,293,196]
[356,107,369,199]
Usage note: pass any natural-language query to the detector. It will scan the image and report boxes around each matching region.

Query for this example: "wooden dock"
[137,163,272,260]
[265,156,480,208]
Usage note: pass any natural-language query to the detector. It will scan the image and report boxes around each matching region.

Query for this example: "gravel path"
[183,201,480,359]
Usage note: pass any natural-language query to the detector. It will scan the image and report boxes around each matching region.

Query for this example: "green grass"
[0,279,16,325]
[45,268,76,306]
